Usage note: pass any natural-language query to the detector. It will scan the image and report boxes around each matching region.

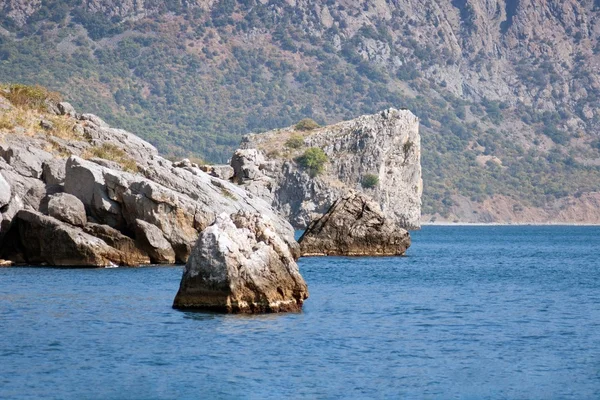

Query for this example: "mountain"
[1,0,599,222]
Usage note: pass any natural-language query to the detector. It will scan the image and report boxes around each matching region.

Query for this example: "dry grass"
[188,156,206,166]
[0,84,61,111]
[0,112,15,130]
[0,106,81,141]
[82,143,138,173]
[48,116,80,140]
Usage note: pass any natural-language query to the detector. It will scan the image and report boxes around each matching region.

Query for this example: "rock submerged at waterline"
[299,192,411,257]
[173,212,309,313]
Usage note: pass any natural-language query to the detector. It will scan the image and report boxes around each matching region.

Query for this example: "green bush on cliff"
[296,147,327,177]
[0,84,61,111]
[361,174,379,189]
[294,118,320,131]
[285,135,304,149]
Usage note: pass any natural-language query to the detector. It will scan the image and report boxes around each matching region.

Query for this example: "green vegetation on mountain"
[296,147,328,177]
[1,0,599,218]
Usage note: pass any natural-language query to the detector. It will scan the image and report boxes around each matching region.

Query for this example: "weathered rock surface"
[0,172,10,208]
[83,223,150,265]
[0,99,298,267]
[0,145,52,179]
[6,210,124,266]
[299,192,411,257]
[173,212,309,313]
[234,108,422,230]
[134,219,176,264]
[47,193,87,227]
[41,158,66,186]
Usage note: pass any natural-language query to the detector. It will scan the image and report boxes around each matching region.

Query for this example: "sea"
[1,226,599,399]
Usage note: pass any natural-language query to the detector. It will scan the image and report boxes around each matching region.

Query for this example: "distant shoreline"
[421,222,600,226]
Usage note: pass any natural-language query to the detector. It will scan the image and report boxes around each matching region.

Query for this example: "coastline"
[421,221,600,226]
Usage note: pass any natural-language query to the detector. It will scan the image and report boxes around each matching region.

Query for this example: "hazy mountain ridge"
[1,0,600,221]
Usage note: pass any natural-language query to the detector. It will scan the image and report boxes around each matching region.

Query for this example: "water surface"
[1,226,599,399]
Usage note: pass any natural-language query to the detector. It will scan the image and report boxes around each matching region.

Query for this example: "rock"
[235,109,422,230]
[44,100,61,115]
[81,124,158,167]
[83,223,150,265]
[0,145,53,179]
[79,113,109,128]
[173,158,193,168]
[0,259,12,267]
[134,219,176,264]
[57,102,76,117]
[231,149,266,182]
[0,106,299,267]
[173,212,309,313]
[41,158,66,185]
[9,210,123,266]
[47,193,87,227]
[199,164,235,181]
[0,172,10,208]
[64,156,123,229]
[88,157,122,170]
[63,155,297,264]
[39,119,54,131]
[1,168,47,212]
[211,165,234,180]
[299,192,411,256]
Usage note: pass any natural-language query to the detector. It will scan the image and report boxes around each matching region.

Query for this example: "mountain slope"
[1,0,599,221]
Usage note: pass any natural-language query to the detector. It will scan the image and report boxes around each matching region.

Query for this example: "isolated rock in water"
[0,172,10,208]
[134,219,176,264]
[10,210,123,266]
[173,212,309,313]
[299,192,411,256]
[47,193,87,227]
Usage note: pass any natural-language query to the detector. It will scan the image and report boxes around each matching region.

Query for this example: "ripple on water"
[0,226,599,399]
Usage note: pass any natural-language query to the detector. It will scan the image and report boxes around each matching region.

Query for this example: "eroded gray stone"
[173,212,309,313]
[47,193,87,227]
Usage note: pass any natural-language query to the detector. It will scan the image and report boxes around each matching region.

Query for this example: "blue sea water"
[1,226,600,399]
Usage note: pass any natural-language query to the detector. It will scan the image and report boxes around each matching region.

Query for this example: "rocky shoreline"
[0,89,420,312]
[0,96,296,267]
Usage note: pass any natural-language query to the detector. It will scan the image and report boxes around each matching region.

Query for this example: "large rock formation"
[232,109,422,230]
[0,96,297,267]
[299,192,411,257]
[6,210,124,267]
[173,212,309,313]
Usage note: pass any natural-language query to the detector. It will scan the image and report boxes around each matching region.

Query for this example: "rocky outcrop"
[299,192,411,257]
[47,193,87,227]
[233,109,422,230]
[82,223,150,265]
[5,210,123,266]
[134,219,176,264]
[0,98,298,267]
[173,212,309,313]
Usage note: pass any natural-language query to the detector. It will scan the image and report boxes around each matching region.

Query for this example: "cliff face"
[232,109,422,230]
